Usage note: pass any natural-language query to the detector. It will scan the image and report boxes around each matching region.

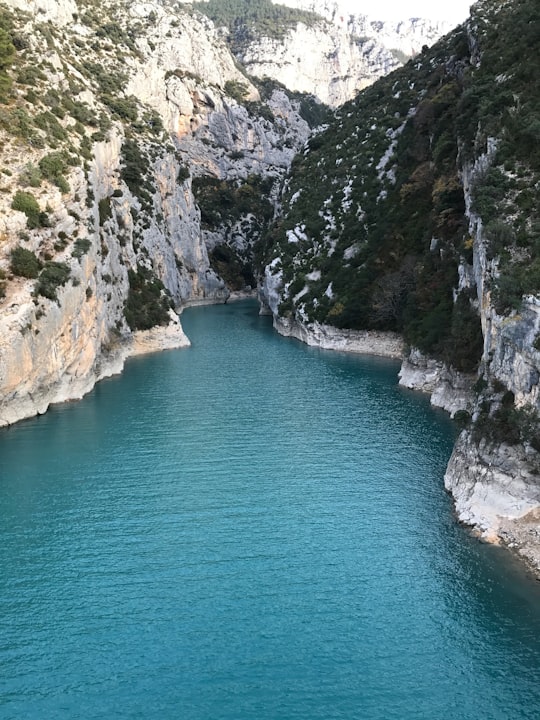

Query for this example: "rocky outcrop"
[398,349,474,417]
[445,432,540,574]
[273,315,404,358]
[131,310,191,356]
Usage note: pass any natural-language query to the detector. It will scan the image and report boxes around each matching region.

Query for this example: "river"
[1,300,540,719]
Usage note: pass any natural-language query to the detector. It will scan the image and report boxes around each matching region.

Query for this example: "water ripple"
[1,301,540,719]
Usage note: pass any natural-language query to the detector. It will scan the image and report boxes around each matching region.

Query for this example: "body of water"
[1,301,540,719]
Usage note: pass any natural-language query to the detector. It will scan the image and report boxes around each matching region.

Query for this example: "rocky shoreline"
[273,315,404,358]
[2,292,540,580]
[0,308,192,428]
[445,431,540,577]
[271,312,540,580]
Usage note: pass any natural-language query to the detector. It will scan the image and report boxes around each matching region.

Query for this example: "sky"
[348,0,473,24]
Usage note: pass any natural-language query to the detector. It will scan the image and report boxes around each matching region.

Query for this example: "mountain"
[0,0,322,424]
[260,0,540,567]
[0,0,453,428]
[193,0,452,106]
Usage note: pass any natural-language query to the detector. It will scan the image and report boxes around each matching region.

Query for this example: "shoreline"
[3,296,539,581]
[273,315,405,359]
[271,312,540,581]
[0,307,193,429]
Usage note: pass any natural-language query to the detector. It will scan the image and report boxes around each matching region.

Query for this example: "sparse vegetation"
[123,265,172,331]
[10,246,40,278]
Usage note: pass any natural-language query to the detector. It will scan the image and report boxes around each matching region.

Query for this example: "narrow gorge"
[0,0,539,576]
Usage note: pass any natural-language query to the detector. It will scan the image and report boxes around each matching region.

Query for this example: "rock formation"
[258,0,540,572]
[0,0,310,424]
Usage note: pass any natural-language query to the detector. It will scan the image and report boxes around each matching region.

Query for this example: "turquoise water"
[2,301,540,720]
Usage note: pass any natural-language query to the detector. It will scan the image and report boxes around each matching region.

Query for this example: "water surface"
[1,301,540,719]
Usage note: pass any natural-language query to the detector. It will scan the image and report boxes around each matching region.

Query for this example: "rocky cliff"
[259,0,540,571]
[0,0,311,425]
[193,0,452,107]
[272,0,453,57]
[1,0,538,575]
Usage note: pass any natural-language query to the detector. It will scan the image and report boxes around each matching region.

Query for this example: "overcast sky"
[359,0,472,24]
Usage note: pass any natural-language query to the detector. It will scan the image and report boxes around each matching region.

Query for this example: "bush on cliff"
[34,262,71,301]
[11,191,49,229]
[10,246,41,279]
[123,266,172,331]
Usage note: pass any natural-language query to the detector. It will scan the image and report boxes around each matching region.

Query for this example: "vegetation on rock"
[34,261,71,301]
[124,266,172,331]
[10,246,40,279]
[262,0,539,375]
[194,0,321,51]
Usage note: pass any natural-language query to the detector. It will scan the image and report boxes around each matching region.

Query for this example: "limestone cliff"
[259,0,540,571]
[193,0,453,107]
[0,0,309,425]
[237,22,398,107]
[273,0,453,58]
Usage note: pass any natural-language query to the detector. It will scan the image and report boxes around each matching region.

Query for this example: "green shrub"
[120,140,155,210]
[72,238,92,259]
[38,152,70,193]
[10,246,41,278]
[453,409,471,429]
[39,152,65,179]
[102,94,138,121]
[177,164,190,183]
[35,261,71,300]
[98,197,112,225]
[473,401,540,450]
[0,27,14,102]
[11,191,48,229]
[224,80,249,103]
[19,163,42,188]
[34,111,67,142]
[123,265,171,330]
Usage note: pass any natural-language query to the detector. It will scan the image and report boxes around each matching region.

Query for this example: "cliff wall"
[0,0,309,425]
[258,0,540,572]
[194,0,453,107]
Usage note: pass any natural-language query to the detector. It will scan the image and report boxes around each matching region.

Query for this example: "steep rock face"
[194,0,453,107]
[445,433,540,573]
[441,164,540,555]
[259,0,540,568]
[277,0,453,56]
[0,0,310,426]
[238,23,398,107]
[398,350,474,417]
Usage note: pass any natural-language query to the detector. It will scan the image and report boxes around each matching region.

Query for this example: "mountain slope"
[260,0,540,565]
[0,0,312,424]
